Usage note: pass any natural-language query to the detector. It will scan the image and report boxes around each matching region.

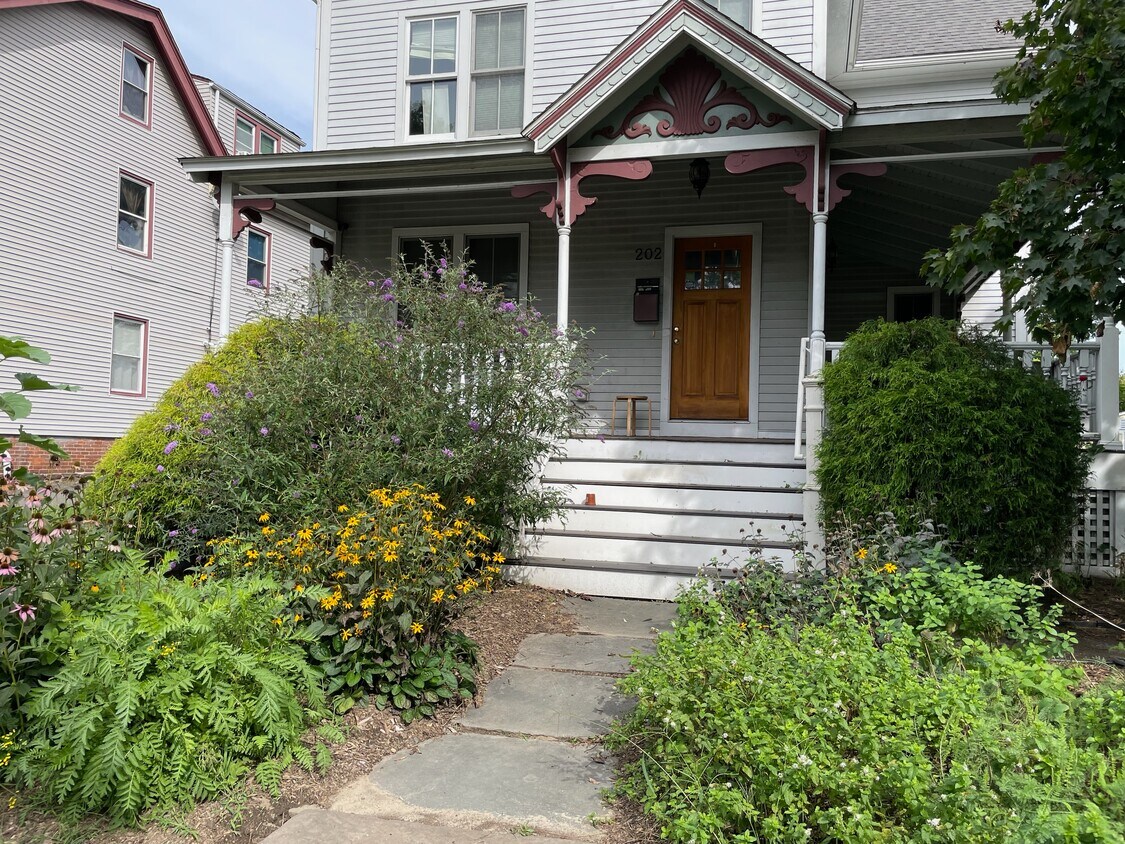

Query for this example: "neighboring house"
[0,0,314,474]
[182,0,1123,596]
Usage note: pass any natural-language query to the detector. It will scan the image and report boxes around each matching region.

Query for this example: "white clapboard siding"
[337,157,810,436]
[321,0,817,150]
[961,272,1005,334]
[0,3,309,440]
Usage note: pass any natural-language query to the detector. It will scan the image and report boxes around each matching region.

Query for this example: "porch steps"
[513,436,807,600]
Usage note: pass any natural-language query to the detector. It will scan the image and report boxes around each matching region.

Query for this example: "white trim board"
[660,223,764,438]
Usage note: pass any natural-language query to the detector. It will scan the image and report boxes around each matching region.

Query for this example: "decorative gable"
[525,0,852,153]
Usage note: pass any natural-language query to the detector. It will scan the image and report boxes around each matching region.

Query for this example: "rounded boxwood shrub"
[817,318,1092,577]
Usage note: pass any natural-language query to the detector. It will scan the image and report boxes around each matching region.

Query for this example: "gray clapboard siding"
[0,3,308,440]
[333,158,809,436]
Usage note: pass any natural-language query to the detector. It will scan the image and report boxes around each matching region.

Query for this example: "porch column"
[1098,318,1120,445]
[809,211,829,373]
[802,209,830,563]
[217,179,236,341]
[556,224,572,332]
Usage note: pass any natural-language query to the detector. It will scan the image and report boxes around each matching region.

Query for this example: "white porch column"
[1098,318,1120,444]
[802,209,830,563]
[217,179,236,341]
[556,224,571,332]
[809,211,829,373]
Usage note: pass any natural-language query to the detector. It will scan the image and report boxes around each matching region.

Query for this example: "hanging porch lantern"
[688,157,711,198]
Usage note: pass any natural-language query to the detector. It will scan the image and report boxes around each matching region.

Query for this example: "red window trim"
[109,313,149,398]
[234,110,281,154]
[246,226,272,292]
[117,170,154,259]
[119,42,154,129]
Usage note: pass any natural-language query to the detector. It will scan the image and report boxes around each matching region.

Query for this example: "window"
[246,228,271,289]
[471,9,525,135]
[407,16,458,136]
[117,173,151,256]
[235,113,281,154]
[110,315,147,395]
[120,45,152,126]
[393,226,528,299]
[706,0,751,29]
[888,286,940,322]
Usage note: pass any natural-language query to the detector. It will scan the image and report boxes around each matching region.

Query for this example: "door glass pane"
[433,17,457,73]
[723,270,741,289]
[684,271,702,291]
[409,19,433,75]
[235,119,254,153]
[703,270,721,289]
[259,134,277,154]
[723,249,741,267]
[704,250,721,268]
[684,251,702,270]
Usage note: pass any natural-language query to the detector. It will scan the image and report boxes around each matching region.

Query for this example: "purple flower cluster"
[206,382,220,397]
[163,441,179,455]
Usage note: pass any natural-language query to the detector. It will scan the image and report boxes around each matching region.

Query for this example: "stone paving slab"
[512,632,654,674]
[564,596,676,639]
[330,733,612,841]
[459,667,631,738]
[261,809,582,844]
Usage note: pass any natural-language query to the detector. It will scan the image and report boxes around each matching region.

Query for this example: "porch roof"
[524,0,855,152]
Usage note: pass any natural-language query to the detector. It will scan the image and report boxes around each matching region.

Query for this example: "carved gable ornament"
[593,48,792,141]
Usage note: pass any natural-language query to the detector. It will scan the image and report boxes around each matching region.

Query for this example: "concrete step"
[543,480,802,513]
[537,505,801,543]
[261,810,579,844]
[563,436,798,463]
[545,457,806,487]
[524,530,796,569]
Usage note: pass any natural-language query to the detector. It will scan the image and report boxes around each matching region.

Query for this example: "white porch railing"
[795,338,1105,460]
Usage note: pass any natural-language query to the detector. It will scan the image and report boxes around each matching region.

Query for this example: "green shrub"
[84,320,273,554]
[610,580,1125,843]
[90,254,588,561]
[6,556,327,824]
[0,478,120,731]
[208,485,490,717]
[817,319,1092,576]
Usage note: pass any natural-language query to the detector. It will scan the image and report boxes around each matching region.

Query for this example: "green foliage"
[923,0,1125,348]
[90,254,588,560]
[0,336,76,460]
[0,479,121,731]
[84,321,273,554]
[6,557,327,825]
[208,486,489,717]
[817,319,1092,576]
[610,555,1125,843]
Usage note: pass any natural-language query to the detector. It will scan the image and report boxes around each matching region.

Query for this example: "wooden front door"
[670,235,752,420]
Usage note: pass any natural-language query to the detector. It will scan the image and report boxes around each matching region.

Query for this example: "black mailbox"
[634,279,660,323]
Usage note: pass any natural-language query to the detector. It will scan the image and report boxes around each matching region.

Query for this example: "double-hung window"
[246,228,271,289]
[471,9,525,135]
[706,0,751,29]
[117,173,152,256]
[110,315,147,396]
[235,114,281,154]
[393,226,528,300]
[407,16,458,136]
[120,44,152,125]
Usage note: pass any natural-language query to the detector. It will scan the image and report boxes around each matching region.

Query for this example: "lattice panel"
[1066,489,1117,570]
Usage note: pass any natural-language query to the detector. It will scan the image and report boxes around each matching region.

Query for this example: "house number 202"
[635,247,663,261]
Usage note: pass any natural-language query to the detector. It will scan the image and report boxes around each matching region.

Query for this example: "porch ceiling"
[828,135,1036,271]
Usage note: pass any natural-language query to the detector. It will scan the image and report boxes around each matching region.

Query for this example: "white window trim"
[391,224,530,300]
[397,2,533,144]
[887,286,941,321]
[109,314,148,397]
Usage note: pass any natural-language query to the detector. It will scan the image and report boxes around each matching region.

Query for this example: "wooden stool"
[611,395,652,437]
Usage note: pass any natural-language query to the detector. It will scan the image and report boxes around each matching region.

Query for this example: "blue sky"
[159,0,317,144]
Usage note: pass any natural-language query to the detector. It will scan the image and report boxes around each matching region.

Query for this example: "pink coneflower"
[0,564,17,577]
[10,604,35,623]
[30,528,53,546]
[0,548,18,566]
[26,517,45,533]
[107,542,121,553]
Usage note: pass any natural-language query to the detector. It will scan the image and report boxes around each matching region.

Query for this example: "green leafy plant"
[817,319,1092,577]
[0,336,76,464]
[207,486,491,717]
[6,556,327,824]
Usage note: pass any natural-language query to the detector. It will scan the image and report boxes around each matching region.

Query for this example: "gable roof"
[525,0,854,153]
[192,74,305,148]
[0,0,227,156]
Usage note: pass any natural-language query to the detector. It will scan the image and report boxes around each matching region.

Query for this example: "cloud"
[159,0,317,144]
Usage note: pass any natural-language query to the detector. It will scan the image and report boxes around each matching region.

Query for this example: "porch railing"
[795,338,1104,460]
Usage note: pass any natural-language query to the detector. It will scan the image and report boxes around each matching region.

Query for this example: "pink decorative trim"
[527,0,851,146]
[725,146,815,212]
[511,182,559,220]
[827,163,887,212]
[594,48,791,141]
[231,198,276,240]
[569,159,653,224]
[119,42,154,129]
[0,0,228,155]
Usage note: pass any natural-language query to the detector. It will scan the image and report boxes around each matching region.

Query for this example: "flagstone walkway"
[262,596,676,844]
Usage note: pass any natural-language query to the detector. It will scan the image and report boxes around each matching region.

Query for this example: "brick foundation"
[4,437,115,477]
